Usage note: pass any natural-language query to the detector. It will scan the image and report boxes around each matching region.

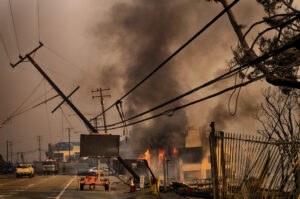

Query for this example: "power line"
[91,0,240,122]
[1,93,59,127]
[106,67,242,129]
[60,107,76,130]
[103,76,266,131]
[8,0,21,55]
[43,80,53,142]
[20,86,54,111]
[99,36,300,129]
[3,78,44,125]
[102,63,295,131]
[227,66,251,116]
[43,43,99,82]
[37,0,41,41]
[0,34,11,63]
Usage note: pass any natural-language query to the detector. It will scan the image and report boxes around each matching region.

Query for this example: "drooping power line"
[91,0,240,122]
[1,78,45,125]
[99,36,300,129]
[102,63,295,131]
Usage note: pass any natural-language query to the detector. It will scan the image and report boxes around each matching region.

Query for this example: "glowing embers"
[172,147,179,158]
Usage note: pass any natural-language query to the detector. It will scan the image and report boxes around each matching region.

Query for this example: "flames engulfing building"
[119,126,209,182]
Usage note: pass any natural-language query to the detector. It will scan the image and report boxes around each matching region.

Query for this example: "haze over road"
[0,174,137,199]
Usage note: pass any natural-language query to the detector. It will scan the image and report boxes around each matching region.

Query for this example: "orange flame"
[140,149,151,166]
[172,147,179,157]
[158,149,165,165]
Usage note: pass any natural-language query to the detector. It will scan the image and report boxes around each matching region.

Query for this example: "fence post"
[220,131,226,199]
[210,122,219,199]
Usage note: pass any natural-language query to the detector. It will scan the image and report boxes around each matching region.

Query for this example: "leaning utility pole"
[10,42,98,133]
[37,136,41,162]
[92,88,110,133]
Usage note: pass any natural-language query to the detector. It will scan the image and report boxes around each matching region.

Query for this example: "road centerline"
[55,176,76,199]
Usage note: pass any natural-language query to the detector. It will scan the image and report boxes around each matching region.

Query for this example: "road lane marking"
[27,184,34,188]
[2,175,57,198]
[24,175,56,190]
[55,176,76,199]
[0,195,12,198]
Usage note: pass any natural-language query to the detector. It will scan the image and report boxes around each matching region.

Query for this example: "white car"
[88,167,103,174]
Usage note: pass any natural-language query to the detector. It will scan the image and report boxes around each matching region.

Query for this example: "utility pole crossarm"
[52,86,80,113]
[10,42,43,68]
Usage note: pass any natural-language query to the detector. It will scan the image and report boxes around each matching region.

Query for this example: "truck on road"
[42,159,59,175]
[16,164,34,178]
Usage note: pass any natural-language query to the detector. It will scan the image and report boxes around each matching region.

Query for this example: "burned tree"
[210,0,300,89]
[257,87,299,194]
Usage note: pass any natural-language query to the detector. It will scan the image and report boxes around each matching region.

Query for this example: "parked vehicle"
[16,164,34,178]
[88,167,103,174]
[3,162,14,174]
[42,159,59,174]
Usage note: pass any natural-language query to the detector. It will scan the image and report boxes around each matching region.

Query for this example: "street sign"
[80,134,120,157]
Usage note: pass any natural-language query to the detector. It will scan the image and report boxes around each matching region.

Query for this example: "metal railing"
[209,123,299,199]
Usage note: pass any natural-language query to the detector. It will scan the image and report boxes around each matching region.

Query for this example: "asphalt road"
[0,174,192,199]
[0,174,140,199]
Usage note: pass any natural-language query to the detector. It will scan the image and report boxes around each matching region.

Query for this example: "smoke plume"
[93,0,263,157]
[94,0,197,155]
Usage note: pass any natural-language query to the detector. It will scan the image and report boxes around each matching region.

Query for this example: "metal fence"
[209,125,299,199]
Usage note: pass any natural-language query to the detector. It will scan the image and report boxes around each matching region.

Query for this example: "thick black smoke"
[95,0,195,154]
[93,0,263,157]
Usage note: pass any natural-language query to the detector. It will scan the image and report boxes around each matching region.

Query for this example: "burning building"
[119,125,211,183]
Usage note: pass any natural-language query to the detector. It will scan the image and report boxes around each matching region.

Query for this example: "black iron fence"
[209,123,299,199]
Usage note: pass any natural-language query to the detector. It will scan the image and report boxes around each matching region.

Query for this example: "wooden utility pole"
[92,88,110,133]
[6,140,9,162]
[21,152,24,163]
[66,128,72,162]
[10,142,13,163]
[37,136,41,162]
